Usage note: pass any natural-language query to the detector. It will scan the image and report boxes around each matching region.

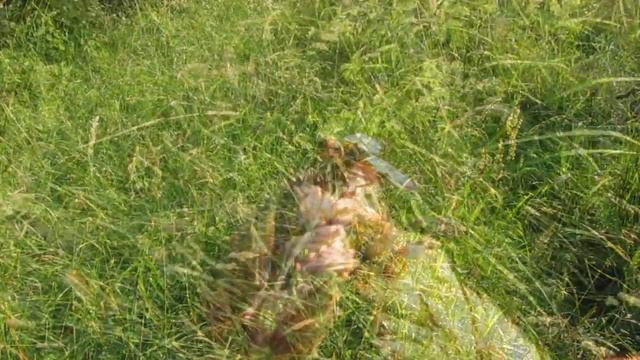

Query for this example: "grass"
[1,0,639,358]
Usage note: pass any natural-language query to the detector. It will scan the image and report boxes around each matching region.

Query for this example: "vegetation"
[1,0,639,358]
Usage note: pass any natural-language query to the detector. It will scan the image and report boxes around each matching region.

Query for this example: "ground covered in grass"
[1,0,639,358]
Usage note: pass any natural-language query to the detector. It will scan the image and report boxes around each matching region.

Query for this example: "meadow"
[1,1,639,358]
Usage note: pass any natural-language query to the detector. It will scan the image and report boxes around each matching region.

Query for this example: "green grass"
[1,0,639,358]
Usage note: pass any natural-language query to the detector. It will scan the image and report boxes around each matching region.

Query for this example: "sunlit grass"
[1,0,639,358]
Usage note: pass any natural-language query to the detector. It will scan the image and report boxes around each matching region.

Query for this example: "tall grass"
[1,0,639,358]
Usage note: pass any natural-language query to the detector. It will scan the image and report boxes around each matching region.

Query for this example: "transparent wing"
[366,156,418,191]
[343,133,417,191]
[344,133,383,155]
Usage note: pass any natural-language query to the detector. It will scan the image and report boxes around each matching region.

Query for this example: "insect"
[204,134,542,359]
[343,133,418,191]
[205,134,411,357]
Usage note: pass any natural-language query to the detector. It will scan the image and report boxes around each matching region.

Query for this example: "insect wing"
[366,156,417,191]
[344,133,383,155]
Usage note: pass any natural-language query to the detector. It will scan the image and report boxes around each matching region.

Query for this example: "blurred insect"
[205,134,415,357]
[326,133,418,192]
[204,134,541,359]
